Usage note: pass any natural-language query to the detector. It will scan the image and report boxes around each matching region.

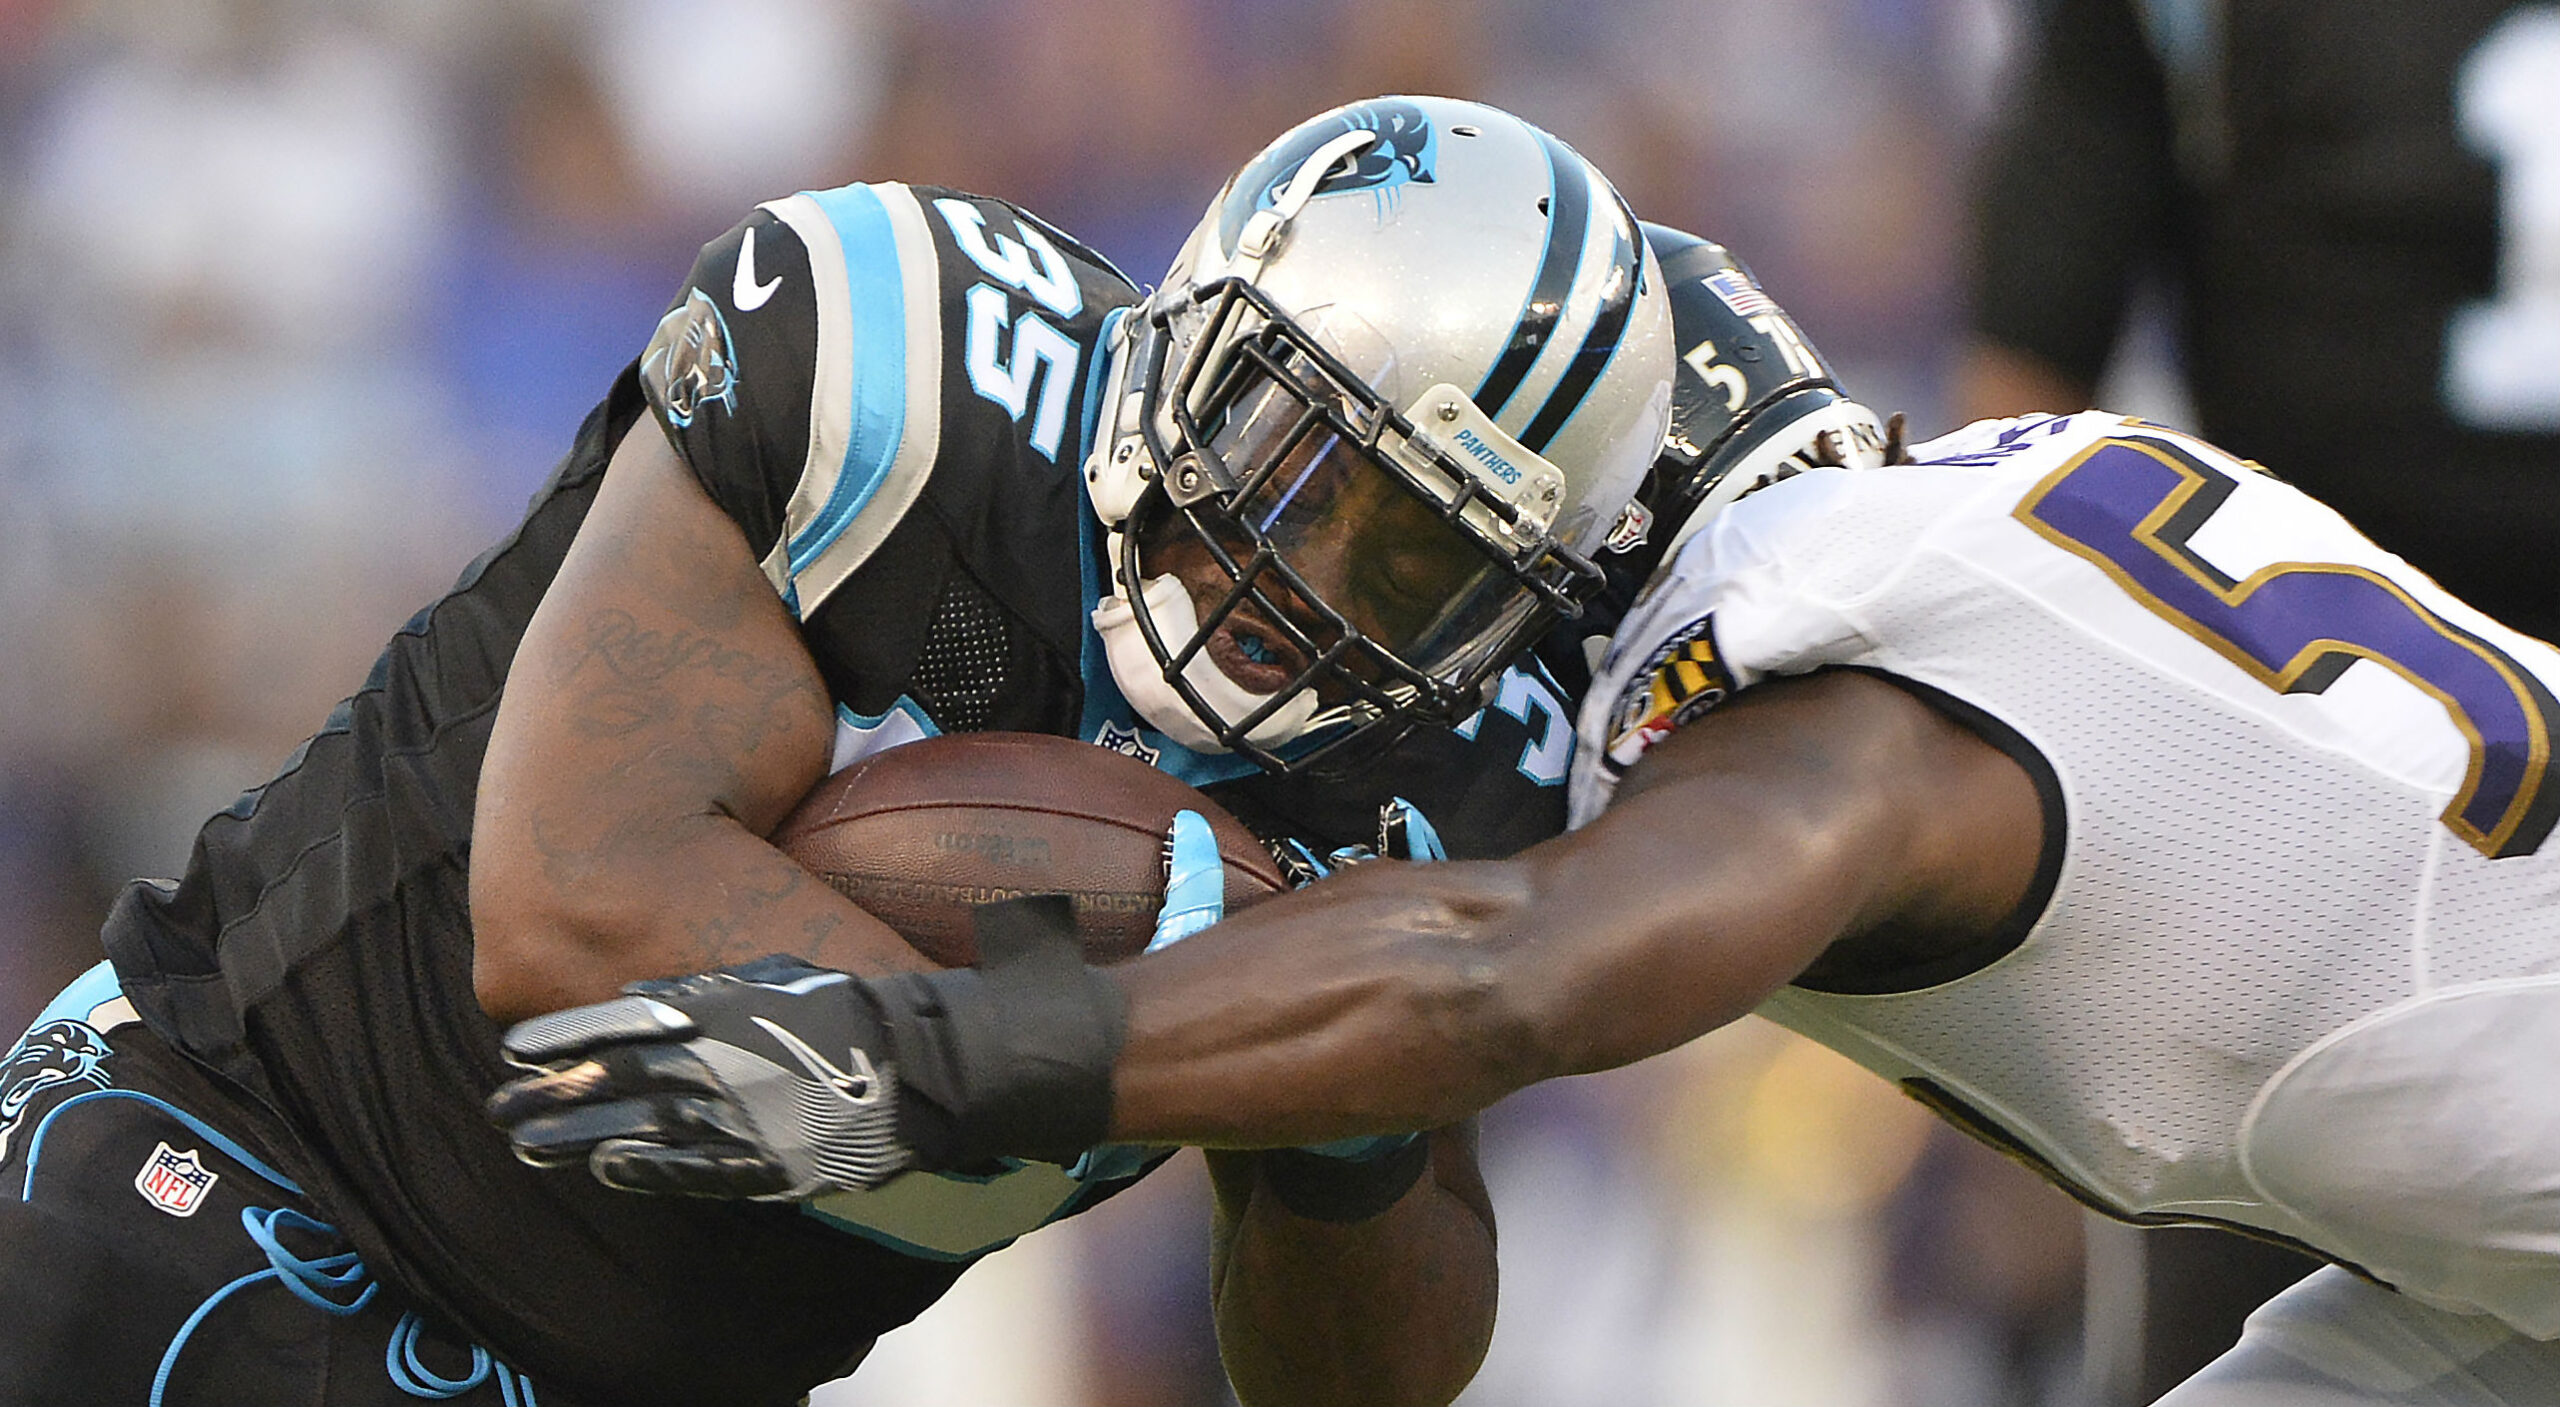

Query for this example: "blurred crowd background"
[0,0,2103,1402]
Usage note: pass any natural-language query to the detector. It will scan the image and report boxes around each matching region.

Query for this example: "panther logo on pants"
[0,1019,113,1162]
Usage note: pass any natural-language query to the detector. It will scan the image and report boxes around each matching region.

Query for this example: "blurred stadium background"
[0,0,2108,1402]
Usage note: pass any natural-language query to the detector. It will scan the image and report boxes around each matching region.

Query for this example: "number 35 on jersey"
[937,198,1083,461]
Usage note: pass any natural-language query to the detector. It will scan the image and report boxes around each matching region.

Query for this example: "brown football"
[770,732,1289,967]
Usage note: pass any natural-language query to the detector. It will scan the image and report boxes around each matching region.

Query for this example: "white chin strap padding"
[1093,573,1320,754]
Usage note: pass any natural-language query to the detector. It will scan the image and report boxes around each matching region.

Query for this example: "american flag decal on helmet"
[1702,269,1775,319]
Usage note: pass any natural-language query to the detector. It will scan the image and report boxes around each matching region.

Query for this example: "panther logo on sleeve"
[641,287,741,428]
[1604,615,1735,775]
[0,1019,113,1161]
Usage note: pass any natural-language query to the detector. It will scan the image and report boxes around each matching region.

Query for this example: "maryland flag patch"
[1604,616,1736,774]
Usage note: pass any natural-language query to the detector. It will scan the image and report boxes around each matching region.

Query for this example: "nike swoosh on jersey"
[734,225,784,311]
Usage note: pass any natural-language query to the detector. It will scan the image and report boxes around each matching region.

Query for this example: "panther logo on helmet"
[1236,99,1438,232]
[0,1018,113,1161]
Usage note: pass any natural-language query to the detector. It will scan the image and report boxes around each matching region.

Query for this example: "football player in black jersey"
[1962,0,2560,646]
[0,96,1677,1407]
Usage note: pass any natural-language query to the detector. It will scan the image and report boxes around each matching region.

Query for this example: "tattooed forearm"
[471,421,931,1017]
[559,608,829,758]
[679,854,806,968]
[566,608,800,690]
[799,912,845,959]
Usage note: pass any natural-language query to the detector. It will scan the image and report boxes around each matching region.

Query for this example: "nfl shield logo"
[135,1141,218,1217]
[1094,720,1162,767]
[1602,499,1653,555]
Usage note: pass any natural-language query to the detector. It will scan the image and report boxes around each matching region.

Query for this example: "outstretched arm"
[1104,668,2048,1146]
[471,422,932,1023]
[487,669,2044,1187]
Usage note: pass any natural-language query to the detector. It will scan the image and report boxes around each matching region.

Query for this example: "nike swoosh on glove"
[487,954,912,1200]
[487,895,1128,1199]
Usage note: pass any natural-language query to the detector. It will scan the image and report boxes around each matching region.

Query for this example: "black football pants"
[0,966,548,1407]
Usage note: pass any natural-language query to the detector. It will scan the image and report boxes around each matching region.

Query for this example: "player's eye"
[1385,554,1442,600]
[1370,548,1469,614]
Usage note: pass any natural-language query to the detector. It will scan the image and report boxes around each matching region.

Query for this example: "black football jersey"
[96,182,1583,1407]
[1970,0,2560,639]
[637,182,1579,853]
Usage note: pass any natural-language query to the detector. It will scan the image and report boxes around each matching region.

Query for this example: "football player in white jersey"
[495,231,2560,1407]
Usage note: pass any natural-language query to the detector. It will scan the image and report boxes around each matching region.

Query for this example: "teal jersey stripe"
[789,183,915,580]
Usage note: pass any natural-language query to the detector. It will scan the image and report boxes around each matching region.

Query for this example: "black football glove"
[486,895,1126,1199]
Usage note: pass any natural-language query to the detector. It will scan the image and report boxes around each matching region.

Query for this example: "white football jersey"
[1572,412,2560,1336]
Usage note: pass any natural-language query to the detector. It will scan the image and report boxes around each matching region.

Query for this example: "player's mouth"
[1205,613,1311,697]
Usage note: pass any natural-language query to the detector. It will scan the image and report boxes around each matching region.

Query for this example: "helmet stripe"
[1519,188,1641,453]
[1472,128,1587,419]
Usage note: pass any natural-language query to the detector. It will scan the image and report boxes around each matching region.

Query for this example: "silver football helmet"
[1085,96,1675,770]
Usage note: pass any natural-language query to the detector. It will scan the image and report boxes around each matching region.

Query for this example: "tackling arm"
[470,421,934,1023]
[485,669,2045,1185]
[1104,668,2048,1145]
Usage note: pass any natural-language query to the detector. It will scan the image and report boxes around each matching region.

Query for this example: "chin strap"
[1091,568,1319,753]
[1082,312,1318,755]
